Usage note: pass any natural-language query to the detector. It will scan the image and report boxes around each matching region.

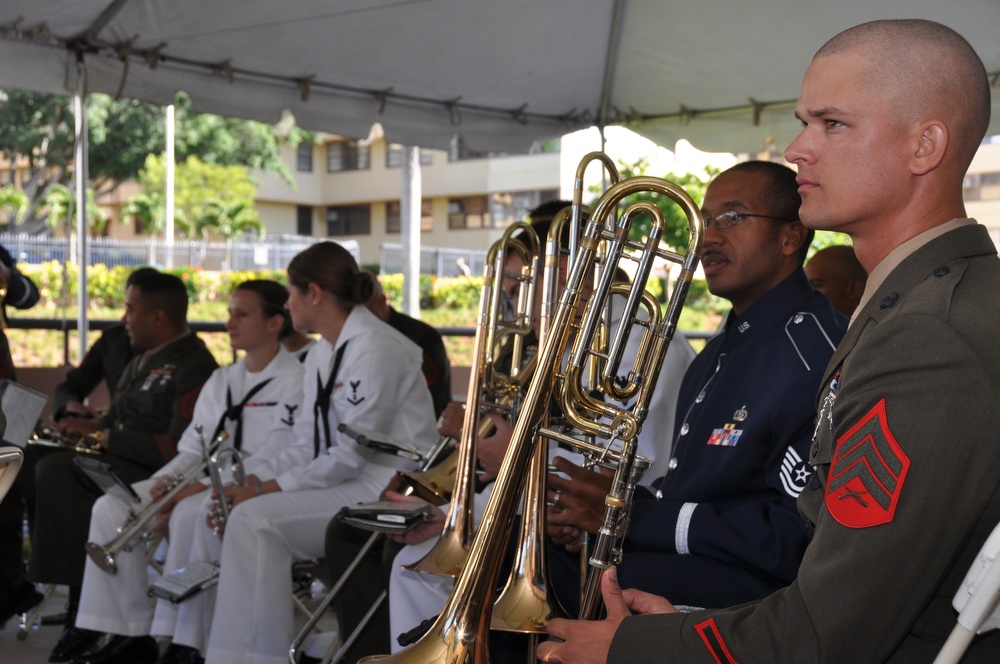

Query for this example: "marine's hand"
[537,566,629,664]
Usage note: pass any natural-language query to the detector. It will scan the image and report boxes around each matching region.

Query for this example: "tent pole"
[73,61,89,362]
[400,146,421,318]
[165,104,175,269]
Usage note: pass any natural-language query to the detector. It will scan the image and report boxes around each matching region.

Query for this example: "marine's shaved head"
[815,19,990,169]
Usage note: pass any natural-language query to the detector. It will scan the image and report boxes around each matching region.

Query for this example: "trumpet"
[85,426,229,575]
[29,426,105,456]
[358,167,704,663]
[206,436,249,538]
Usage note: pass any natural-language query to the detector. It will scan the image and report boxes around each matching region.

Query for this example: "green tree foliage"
[586,158,717,251]
[131,154,258,239]
[41,183,109,235]
[0,89,310,233]
[120,191,166,236]
[0,185,28,228]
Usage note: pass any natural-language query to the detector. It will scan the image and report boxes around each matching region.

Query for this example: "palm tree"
[42,184,110,236]
[0,185,28,230]
[194,199,264,270]
[120,191,170,266]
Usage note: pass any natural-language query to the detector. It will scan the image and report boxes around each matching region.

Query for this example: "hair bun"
[349,271,375,304]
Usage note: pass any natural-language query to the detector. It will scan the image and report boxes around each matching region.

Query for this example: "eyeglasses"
[703,210,796,230]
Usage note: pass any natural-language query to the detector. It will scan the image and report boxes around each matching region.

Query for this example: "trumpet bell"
[85,541,118,575]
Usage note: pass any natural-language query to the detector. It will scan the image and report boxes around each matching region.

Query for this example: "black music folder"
[0,379,47,447]
[339,501,433,533]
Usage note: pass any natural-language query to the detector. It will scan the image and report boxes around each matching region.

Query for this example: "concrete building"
[252,133,561,267]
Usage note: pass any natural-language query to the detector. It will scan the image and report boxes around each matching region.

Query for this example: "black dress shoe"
[70,634,159,664]
[0,579,44,628]
[48,625,102,662]
[156,643,204,664]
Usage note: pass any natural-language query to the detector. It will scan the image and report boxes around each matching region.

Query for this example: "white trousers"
[387,483,495,653]
[76,480,212,636]
[150,489,224,652]
[388,536,456,654]
[202,467,392,664]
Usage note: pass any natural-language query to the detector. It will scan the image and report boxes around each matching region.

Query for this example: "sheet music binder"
[0,379,48,447]
[148,560,220,603]
[338,500,433,533]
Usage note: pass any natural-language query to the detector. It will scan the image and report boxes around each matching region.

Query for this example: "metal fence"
[379,243,489,278]
[1,234,489,278]
[0,234,360,272]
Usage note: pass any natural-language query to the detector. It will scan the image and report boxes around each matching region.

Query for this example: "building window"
[296,206,313,235]
[296,143,313,172]
[490,190,560,228]
[327,140,371,172]
[386,144,434,168]
[386,200,434,233]
[326,205,371,236]
[964,172,1000,202]
[448,196,490,229]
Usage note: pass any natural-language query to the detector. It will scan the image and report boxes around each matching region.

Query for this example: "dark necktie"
[314,342,348,458]
[212,378,274,450]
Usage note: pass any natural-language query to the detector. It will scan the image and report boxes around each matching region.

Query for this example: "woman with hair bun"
[73,279,305,664]
[178,242,439,664]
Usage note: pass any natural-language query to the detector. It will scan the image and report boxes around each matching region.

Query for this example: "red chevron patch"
[825,399,910,528]
[694,618,738,664]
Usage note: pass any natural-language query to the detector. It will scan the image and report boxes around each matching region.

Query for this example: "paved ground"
[0,584,68,663]
[0,583,342,663]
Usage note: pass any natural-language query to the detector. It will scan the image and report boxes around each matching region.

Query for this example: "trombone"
[85,425,229,575]
[491,152,622,637]
[403,220,540,578]
[358,169,703,663]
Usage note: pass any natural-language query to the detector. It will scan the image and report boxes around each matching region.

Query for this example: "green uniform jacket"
[100,332,218,470]
[610,223,1000,663]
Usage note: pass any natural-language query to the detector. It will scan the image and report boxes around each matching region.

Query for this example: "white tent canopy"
[0,0,997,155]
[0,1,997,355]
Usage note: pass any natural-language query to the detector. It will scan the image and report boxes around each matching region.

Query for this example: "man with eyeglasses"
[544,160,847,617]
[541,18,1000,664]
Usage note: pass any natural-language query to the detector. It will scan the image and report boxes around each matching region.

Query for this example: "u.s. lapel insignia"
[347,379,365,405]
[733,405,748,422]
[825,398,910,528]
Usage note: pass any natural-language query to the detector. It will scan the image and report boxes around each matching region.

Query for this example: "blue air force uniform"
[617,269,847,609]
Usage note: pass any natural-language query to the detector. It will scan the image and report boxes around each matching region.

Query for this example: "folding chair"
[933,521,1000,664]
